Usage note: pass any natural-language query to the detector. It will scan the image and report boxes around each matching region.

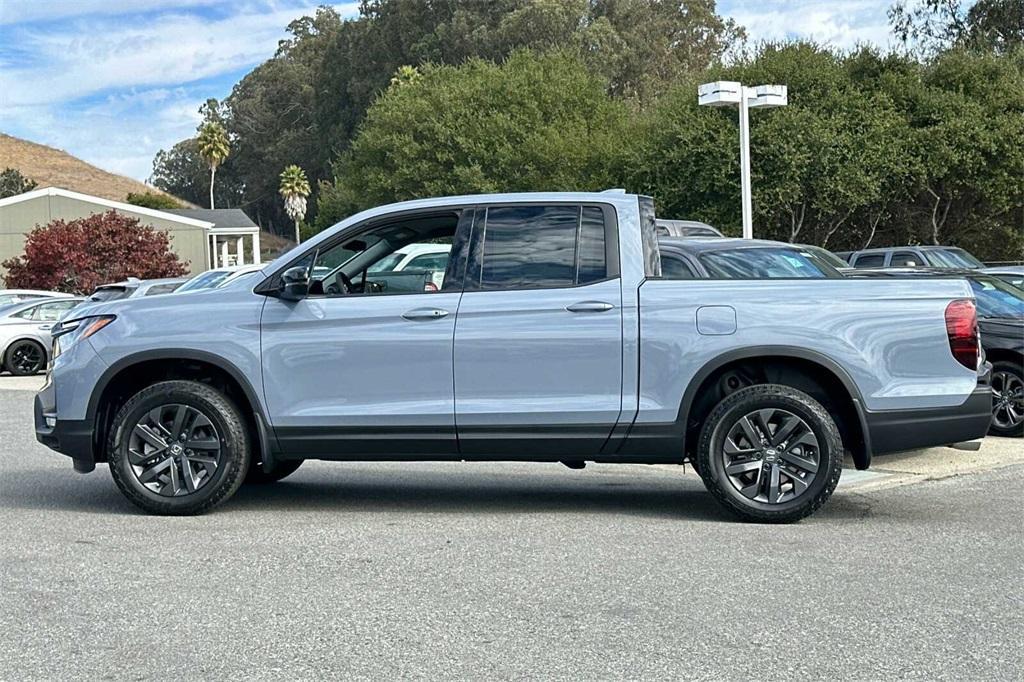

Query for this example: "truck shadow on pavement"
[1,461,873,522]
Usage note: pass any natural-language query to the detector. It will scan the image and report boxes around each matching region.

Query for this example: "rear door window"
[474,205,611,290]
[890,251,923,267]
[660,254,697,279]
[852,253,885,268]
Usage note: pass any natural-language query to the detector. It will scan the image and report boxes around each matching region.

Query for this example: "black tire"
[697,384,843,523]
[4,339,46,376]
[245,459,304,484]
[108,380,250,515]
[989,360,1024,437]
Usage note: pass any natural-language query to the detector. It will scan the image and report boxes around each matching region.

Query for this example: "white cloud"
[0,2,358,180]
[722,0,895,50]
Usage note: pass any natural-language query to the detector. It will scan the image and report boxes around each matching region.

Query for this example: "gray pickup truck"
[35,191,992,522]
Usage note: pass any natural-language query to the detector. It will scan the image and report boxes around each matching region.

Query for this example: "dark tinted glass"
[480,206,578,289]
[660,254,696,279]
[854,254,885,268]
[145,284,180,295]
[577,207,607,284]
[891,251,923,266]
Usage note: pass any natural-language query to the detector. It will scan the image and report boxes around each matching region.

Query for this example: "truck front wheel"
[697,384,843,523]
[107,380,251,515]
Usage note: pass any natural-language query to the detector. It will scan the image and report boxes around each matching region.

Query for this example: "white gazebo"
[166,208,261,269]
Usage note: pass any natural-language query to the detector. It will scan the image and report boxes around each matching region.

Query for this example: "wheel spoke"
[133,423,167,451]
[780,449,818,474]
[739,467,763,499]
[138,456,172,484]
[737,416,762,448]
[771,414,801,446]
[724,436,758,457]
[726,459,761,476]
[170,405,188,441]
[767,464,781,503]
[184,437,219,451]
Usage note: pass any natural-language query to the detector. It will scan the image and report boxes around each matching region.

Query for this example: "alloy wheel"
[10,341,44,374]
[128,404,222,497]
[720,408,820,504]
[991,371,1024,431]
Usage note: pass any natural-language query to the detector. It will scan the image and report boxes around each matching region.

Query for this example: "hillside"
[0,133,188,204]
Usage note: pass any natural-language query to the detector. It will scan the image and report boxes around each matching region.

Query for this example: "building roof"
[165,208,257,230]
[0,187,213,228]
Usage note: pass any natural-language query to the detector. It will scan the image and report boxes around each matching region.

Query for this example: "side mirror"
[279,266,309,301]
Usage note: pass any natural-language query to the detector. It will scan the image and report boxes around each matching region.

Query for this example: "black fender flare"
[675,345,872,470]
[87,348,278,470]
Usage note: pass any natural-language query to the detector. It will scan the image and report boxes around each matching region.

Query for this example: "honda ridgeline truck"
[35,192,992,522]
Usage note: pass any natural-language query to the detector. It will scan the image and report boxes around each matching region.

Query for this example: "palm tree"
[279,165,311,244]
[196,122,230,209]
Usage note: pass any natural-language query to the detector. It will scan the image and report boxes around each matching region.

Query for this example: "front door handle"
[566,301,614,313]
[402,308,450,321]
[38,324,53,331]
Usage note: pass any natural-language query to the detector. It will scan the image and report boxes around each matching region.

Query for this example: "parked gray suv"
[36,192,992,522]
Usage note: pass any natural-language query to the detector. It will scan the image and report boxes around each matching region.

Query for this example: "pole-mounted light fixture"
[698,81,788,240]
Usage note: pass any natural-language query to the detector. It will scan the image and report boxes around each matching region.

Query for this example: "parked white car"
[0,289,73,307]
[0,297,84,375]
[367,243,452,289]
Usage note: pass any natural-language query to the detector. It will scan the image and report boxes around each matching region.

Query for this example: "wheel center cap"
[170,444,183,455]
[764,447,778,462]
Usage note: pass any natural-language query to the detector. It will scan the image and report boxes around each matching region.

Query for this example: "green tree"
[196,109,231,209]
[315,50,629,229]
[125,191,183,210]
[279,165,311,244]
[150,139,243,209]
[0,168,37,199]
[890,0,1024,55]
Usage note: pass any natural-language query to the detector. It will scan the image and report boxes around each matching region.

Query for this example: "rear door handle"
[38,324,53,331]
[566,301,614,313]
[402,308,450,321]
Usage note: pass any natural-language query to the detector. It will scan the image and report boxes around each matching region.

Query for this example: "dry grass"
[0,133,191,205]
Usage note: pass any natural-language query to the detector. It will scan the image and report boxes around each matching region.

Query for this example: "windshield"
[926,248,984,269]
[89,286,131,301]
[177,270,231,292]
[700,247,841,279]
[799,245,849,270]
[367,252,405,273]
[969,276,1024,319]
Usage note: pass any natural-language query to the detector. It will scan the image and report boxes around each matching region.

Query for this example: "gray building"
[0,187,261,277]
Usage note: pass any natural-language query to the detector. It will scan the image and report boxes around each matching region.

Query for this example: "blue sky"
[0,0,897,182]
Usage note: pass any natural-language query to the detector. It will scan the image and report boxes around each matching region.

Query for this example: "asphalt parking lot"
[1,378,1022,680]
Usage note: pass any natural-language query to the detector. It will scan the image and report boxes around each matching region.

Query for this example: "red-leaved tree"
[3,211,188,294]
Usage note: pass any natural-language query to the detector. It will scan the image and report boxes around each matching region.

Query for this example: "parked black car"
[852,268,1024,437]
[658,237,844,279]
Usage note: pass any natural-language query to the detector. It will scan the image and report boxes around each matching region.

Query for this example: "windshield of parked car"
[177,270,231,292]
[89,286,131,302]
[700,247,841,279]
[969,277,1024,319]
[799,245,849,270]
[926,248,984,268]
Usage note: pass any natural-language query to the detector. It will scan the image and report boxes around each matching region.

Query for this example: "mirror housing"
[279,266,309,301]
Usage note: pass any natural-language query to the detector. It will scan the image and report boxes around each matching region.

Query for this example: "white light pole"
[698,81,787,239]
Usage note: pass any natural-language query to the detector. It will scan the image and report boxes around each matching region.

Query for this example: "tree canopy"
[151,0,1023,261]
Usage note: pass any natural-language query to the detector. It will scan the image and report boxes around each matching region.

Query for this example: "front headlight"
[52,315,116,359]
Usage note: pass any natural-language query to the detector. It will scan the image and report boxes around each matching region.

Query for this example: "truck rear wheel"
[697,384,843,523]
[107,380,250,515]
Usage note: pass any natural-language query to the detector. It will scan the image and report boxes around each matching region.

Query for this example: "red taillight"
[944,299,978,370]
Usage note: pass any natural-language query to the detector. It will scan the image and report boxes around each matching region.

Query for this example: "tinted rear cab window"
[853,253,886,268]
[475,205,610,290]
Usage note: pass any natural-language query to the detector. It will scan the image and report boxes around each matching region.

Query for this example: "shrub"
[125,191,183,210]
[3,211,188,294]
